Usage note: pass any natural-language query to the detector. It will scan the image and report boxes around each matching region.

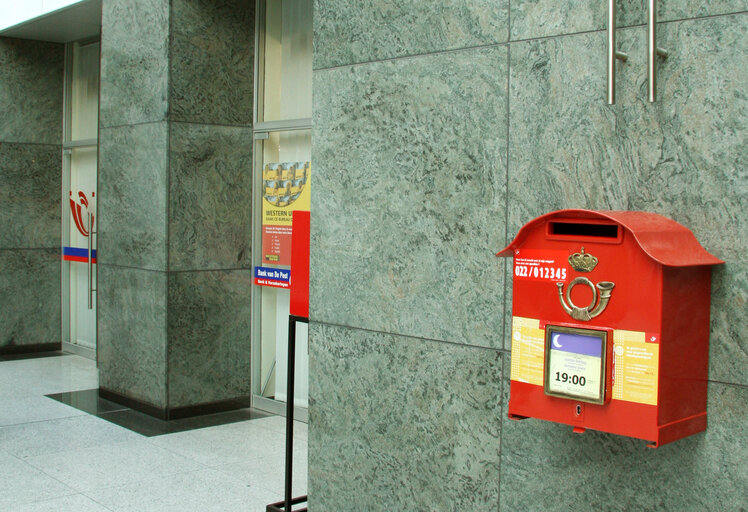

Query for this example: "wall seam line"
[99,119,168,131]
[0,247,61,251]
[96,263,167,273]
[164,0,174,412]
[313,40,511,72]
[0,141,62,147]
[169,119,254,129]
[309,320,504,353]
[498,11,511,507]
[162,267,253,273]
[312,10,748,73]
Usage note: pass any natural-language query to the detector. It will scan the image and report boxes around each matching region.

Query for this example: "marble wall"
[0,38,63,351]
[98,0,254,412]
[310,1,748,509]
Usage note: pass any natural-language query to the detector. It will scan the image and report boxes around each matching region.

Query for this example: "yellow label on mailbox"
[510,316,545,386]
[612,330,659,405]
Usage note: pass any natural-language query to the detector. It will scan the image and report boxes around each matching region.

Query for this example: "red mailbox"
[497,209,724,447]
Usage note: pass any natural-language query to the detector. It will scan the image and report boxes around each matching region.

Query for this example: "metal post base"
[266,495,308,512]
[266,315,309,512]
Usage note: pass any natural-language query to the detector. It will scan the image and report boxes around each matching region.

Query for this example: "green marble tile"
[511,0,644,40]
[314,0,509,69]
[98,265,168,409]
[167,269,252,408]
[510,0,748,41]
[499,358,748,510]
[0,250,60,348]
[310,47,508,349]
[100,0,169,127]
[169,0,254,126]
[660,0,748,22]
[0,38,63,145]
[0,143,61,249]
[507,16,747,383]
[168,123,252,271]
[97,122,168,271]
[709,266,748,385]
[308,323,503,510]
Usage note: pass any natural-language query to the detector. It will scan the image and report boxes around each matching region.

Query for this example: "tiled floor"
[0,353,307,511]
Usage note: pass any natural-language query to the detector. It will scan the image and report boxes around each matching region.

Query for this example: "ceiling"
[0,0,101,43]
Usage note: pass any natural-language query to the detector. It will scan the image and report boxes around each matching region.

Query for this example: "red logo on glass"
[70,190,94,237]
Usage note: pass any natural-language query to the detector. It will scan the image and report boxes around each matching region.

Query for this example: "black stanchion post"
[284,315,296,511]
[267,315,308,512]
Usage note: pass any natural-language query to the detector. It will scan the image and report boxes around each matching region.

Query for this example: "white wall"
[0,0,83,31]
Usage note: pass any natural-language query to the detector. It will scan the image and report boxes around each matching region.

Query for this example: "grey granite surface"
[310,46,508,349]
[308,323,503,510]
[100,0,169,128]
[98,265,168,409]
[0,38,63,145]
[0,143,61,249]
[507,15,747,384]
[313,0,509,69]
[0,249,60,348]
[167,269,252,408]
[168,123,252,272]
[499,358,748,511]
[169,0,254,126]
[97,122,168,271]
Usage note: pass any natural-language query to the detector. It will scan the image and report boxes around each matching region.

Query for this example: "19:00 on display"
[554,372,586,386]
[515,265,567,280]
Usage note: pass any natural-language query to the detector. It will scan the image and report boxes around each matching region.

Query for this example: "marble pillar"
[97,0,254,416]
[0,38,63,353]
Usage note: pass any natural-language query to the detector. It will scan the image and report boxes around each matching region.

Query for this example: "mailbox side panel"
[657,266,712,443]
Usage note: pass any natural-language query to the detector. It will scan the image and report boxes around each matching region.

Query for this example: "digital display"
[545,326,606,403]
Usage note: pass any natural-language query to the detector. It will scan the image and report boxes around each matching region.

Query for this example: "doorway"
[252,0,312,419]
[61,39,99,359]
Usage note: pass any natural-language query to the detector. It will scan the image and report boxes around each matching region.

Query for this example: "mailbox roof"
[497,209,724,267]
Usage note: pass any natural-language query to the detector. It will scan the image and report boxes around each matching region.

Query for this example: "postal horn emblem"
[557,277,615,321]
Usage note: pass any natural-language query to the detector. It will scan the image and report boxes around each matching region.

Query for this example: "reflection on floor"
[0,352,307,511]
[47,389,273,437]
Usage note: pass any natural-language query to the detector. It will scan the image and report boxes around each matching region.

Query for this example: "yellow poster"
[261,161,311,265]
[612,330,659,405]
[510,316,545,386]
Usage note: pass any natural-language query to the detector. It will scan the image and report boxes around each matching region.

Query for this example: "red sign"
[262,225,293,266]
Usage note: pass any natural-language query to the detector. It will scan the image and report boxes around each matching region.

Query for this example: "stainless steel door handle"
[648,0,669,102]
[607,0,629,104]
[87,211,95,309]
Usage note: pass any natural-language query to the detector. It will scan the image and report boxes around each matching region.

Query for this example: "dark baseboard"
[167,396,253,420]
[98,388,168,420]
[98,388,253,421]
[0,342,61,356]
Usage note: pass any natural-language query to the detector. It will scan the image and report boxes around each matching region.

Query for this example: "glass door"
[61,40,99,358]
[252,0,312,419]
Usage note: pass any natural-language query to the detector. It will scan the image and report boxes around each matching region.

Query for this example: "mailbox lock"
[575,404,583,416]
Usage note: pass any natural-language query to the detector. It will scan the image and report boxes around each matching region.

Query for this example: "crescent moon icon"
[552,334,562,349]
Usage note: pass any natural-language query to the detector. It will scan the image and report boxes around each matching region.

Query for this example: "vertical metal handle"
[87,211,94,310]
[648,0,669,102]
[607,0,629,104]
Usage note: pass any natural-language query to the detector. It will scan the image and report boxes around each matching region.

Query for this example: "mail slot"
[497,209,724,447]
